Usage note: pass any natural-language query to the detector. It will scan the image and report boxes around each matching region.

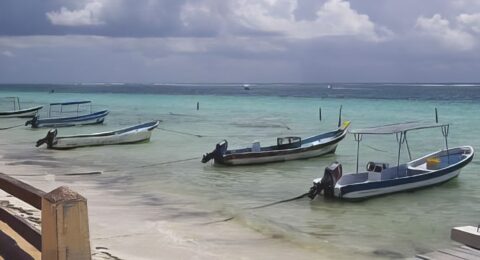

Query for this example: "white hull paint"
[54,130,153,148]
[226,143,338,165]
[340,169,461,199]
[37,116,106,127]
[0,106,43,118]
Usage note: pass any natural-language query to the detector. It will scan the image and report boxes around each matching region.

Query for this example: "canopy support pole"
[354,133,362,173]
[405,132,412,161]
[338,105,343,127]
[395,132,405,177]
[441,125,450,163]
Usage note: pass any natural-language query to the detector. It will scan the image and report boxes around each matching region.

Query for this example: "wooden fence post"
[41,186,91,260]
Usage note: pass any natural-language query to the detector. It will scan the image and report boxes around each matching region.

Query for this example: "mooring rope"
[245,192,310,210]
[365,144,388,153]
[0,124,24,130]
[157,127,204,138]
[136,157,201,168]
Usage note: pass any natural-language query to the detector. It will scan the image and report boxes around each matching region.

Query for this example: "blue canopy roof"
[49,101,91,106]
[349,121,449,135]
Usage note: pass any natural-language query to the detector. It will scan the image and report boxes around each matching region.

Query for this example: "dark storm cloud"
[1,0,480,83]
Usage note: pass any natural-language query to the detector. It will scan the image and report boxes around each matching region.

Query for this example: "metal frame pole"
[395,132,404,177]
[404,132,412,161]
[442,125,450,163]
[354,133,362,173]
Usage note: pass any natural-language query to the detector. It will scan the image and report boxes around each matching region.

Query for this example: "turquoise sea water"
[1,84,479,258]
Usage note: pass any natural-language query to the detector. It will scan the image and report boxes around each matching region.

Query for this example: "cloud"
[229,0,389,41]
[415,14,475,51]
[46,1,105,26]
[457,13,480,33]
[1,50,14,57]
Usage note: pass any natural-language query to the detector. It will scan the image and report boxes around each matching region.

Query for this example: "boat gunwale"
[220,127,348,162]
[55,121,160,140]
[0,105,44,115]
[36,110,109,123]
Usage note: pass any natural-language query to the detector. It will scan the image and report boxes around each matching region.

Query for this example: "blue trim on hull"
[339,152,474,199]
[31,110,109,128]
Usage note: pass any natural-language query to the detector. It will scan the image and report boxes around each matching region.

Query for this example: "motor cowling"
[322,162,342,197]
[36,129,58,148]
[308,162,342,199]
[25,115,38,127]
[201,140,228,163]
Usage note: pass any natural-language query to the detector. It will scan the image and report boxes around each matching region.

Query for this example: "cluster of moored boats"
[0,97,159,149]
[0,97,475,201]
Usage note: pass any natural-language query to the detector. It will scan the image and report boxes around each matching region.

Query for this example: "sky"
[1,0,480,83]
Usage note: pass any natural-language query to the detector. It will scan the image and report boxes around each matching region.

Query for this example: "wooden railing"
[0,172,91,259]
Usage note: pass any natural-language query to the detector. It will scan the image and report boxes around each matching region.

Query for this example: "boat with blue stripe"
[201,120,351,166]
[25,100,108,128]
[308,121,475,200]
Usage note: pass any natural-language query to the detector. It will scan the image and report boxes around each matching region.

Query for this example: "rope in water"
[157,127,204,138]
[0,124,24,130]
[136,157,201,168]
[245,192,310,209]
[365,144,388,153]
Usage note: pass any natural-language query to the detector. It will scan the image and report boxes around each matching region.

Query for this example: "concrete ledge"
[451,226,480,249]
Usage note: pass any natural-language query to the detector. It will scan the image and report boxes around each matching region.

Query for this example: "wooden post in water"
[197,102,199,111]
[41,186,91,260]
[319,107,322,121]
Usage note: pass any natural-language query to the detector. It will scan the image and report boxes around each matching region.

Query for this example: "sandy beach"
[0,164,365,260]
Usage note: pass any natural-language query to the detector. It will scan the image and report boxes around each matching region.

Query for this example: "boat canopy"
[349,121,449,135]
[48,100,93,116]
[2,97,21,110]
[49,101,91,106]
[349,121,451,174]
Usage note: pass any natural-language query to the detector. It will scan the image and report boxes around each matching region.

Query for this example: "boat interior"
[225,128,344,154]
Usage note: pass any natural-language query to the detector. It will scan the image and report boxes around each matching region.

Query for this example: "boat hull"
[0,106,43,118]
[53,130,153,149]
[29,110,109,128]
[42,121,159,149]
[340,168,461,200]
[336,146,474,200]
[221,142,339,165]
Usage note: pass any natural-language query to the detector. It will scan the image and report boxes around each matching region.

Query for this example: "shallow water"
[1,84,479,258]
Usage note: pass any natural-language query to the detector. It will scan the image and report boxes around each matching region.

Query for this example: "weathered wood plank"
[0,207,41,251]
[451,226,480,249]
[42,186,91,260]
[438,248,479,260]
[0,173,45,209]
[0,221,40,259]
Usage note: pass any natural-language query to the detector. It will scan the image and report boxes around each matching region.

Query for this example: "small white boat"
[36,121,160,149]
[308,122,475,200]
[0,97,43,118]
[202,121,350,165]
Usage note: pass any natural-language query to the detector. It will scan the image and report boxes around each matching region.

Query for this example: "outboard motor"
[201,140,228,163]
[36,129,58,148]
[308,162,342,199]
[25,115,38,128]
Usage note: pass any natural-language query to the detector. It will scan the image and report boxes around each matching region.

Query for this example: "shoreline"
[0,171,370,260]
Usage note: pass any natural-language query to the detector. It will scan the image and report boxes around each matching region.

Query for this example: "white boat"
[0,97,43,118]
[202,121,350,165]
[308,122,475,200]
[36,121,160,149]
